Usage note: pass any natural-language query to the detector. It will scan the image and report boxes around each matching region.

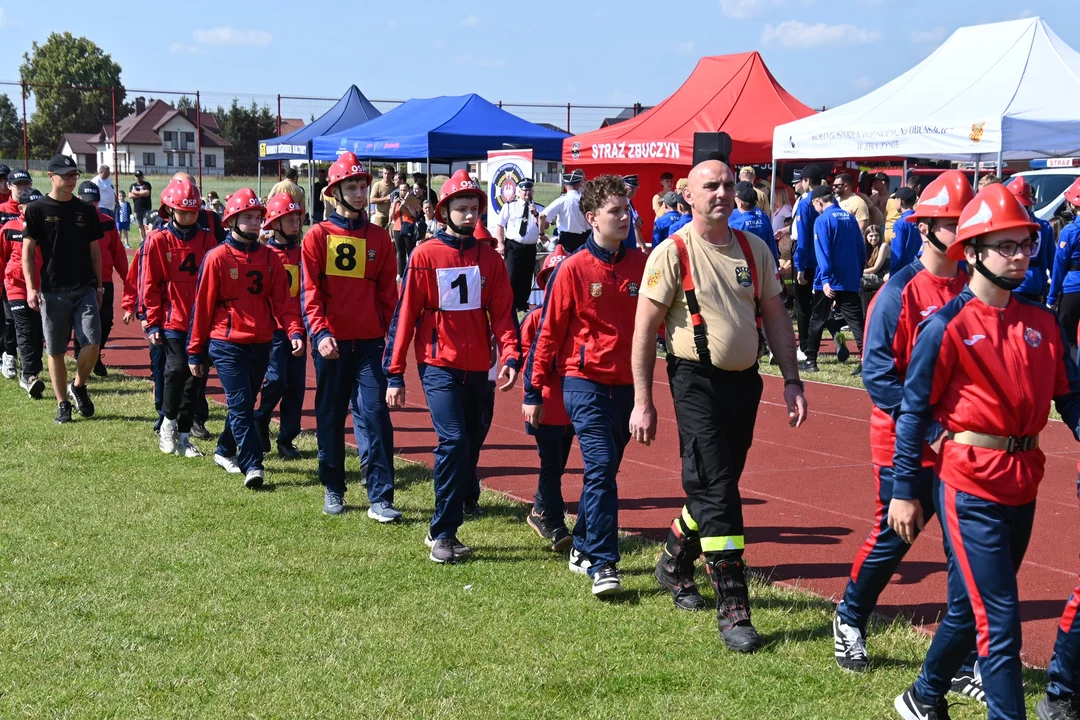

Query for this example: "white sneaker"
[0,353,15,379]
[159,418,179,454]
[178,433,203,458]
[244,468,265,489]
[797,348,808,362]
[19,375,45,399]
[569,547,592,575]
[214,453,242,474]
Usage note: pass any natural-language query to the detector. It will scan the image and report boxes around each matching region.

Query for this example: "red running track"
[101,276,1080,666]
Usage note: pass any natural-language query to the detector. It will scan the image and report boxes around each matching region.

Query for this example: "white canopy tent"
[772,17,1080,168]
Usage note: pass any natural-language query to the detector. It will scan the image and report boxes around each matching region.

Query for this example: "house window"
[205,154,217,168]
[166,152,173,166]
[143,152,155,166]
[178,153,186,167]
[163,131,174,142]
[184,132,195,143]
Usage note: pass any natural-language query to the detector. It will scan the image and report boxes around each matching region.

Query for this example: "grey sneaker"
[323,491,345,515]
[367,501,402,523]
[159,418,179,454]
[244,468,265,490]
[425,534,472,557]
[428,538,457,564]
[1,352,15,379]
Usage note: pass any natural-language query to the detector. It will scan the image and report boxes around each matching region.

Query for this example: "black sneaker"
[55,400,73,424]
[277,442,302,460]
[462,501,483,519]
[949,666,985,705]
[591,564,623,597]
[851,363,863,377]
[894,685,952,720]
[425,534,472,558]
[189,420,211,440]
[1037,696,1080,720]
[527,508,555,540]
[798,359,819,373]
[833,614,869,672]
[834,331,850,363]
[68,381,95,418]
[92,357,108,377]
[551,526,573,553]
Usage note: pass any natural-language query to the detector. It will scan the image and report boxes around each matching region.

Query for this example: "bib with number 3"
[325,235,367,278]
[436,266,481,311]
[283,263,300,297]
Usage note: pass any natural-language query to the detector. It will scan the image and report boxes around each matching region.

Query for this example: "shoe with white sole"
[833,614,869,672]
[214,453,242,474]
[19,375,45,399]
[367,501,403,523]
[1,352,15,379]
[178,434,203,458]
[894,685,952,720]
[949,662,985,705]
[244,468,265,489]
[797,348,807,362]
[424,534,471,557]
[591,564,623,597]
[159,418,179,454]
[569,547,592,575]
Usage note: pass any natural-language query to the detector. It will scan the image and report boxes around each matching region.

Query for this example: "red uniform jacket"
[96,210,129,285]
[0,196,19,224]
[894,289,1080,505]
[862,259,968,467]
[187,236,303,359]
[384,230,520,385]
[300,213,397,344]
[520,307,569,426]
[141,223,219,335]
[265,238,303,333]
[1,216,41,301]
[525,238,647,398]
[121,244,145,316]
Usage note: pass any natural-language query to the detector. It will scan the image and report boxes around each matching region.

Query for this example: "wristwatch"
[784,378,804,391]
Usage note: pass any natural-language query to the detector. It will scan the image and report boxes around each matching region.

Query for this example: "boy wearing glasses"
[890,183,1080,720]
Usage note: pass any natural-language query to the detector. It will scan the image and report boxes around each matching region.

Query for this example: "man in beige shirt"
[652,172,675,218]
[629,159,807,654]
[267,166,307,215]
[833,173,871,232]
[369,164,395,228]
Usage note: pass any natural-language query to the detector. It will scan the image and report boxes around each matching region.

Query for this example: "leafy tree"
[176,95,195,112]
[214,99,276,175]
[20,32,125,158]
[0,94,23,158]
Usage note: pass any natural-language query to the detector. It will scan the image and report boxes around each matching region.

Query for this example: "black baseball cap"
[810,184,833,201]
[47,154,80,174]
[800,165,824,185]
[17,187,41,204]
[8,169,31,185]
[134,169,144,177]
[735,181,758,204]
[896,187,918,204]
[78,181,101,201]
[662,191,680,207]
[0,164,9,178]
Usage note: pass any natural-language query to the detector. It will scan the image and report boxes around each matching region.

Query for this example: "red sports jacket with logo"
[1,216,41,301]
[141,223,219,335]
[265,238,303,333]
[96,209,129,285]
[520,306,570,426]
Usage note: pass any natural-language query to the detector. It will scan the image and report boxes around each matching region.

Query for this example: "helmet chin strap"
[231,218,260,243]
[274,219,299,242]
[972,244,1024,291]
[924,219,949,255]
[446,216,476,237]
[169,209,195,231]
[334,186,361,215]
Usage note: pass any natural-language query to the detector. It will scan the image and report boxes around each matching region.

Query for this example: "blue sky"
[0,0,1074,133]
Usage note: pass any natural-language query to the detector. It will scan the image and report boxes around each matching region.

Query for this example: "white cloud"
[461,14,479,27]
[453,53,506,70]
[761,20,881,49]
[852,75,874,91]
[169,43,204,55]
[909,25,946,44]
[192,27,272,47]
[677,41,696,55]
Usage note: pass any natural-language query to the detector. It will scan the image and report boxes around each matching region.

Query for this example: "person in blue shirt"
[1049,179,1080,349]
[730,181,779,263]
[1005,176,1055,305]
[652,192,681,247]
[800,184,866,375]
[622,174,646,251]
[793,165,825,359]
[669,196,692,235]
[888,187,920,272]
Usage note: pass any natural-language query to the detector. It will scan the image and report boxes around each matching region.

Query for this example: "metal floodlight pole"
[196,91,203,190]
[20,82,28,169]
[111,87,118,177]
[276,94,282,181]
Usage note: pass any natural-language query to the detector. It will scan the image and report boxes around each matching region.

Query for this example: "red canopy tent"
[562,51,815,240]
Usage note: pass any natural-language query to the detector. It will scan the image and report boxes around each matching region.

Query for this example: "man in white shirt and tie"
[496,178,546,312]
[540,169,589,253]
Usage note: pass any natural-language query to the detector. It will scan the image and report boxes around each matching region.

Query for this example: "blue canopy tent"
[311,94,568,163]
[256,84,382,202]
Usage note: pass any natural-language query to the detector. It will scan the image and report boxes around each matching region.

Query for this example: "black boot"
[655,518,706,611]
[704,556,763,653]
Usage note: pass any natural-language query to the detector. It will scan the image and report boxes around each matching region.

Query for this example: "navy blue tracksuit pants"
[418,364,487,539]
[210,340,271,474]
[530,423,575,523]
[150,342,165,431]
[350,395,370,468]
[1047,580,1080,703]
[913,483,1035,720]
[312,338,394,502]
[563,377,633,576]
[255,330,306,446]
[465,380,497,508]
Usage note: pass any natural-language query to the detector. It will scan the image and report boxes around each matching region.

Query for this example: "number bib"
[231,261,266,297]
[283,263,300,298]
[436,266,482,311]
[171,249,201,281]
[326,234,367,279]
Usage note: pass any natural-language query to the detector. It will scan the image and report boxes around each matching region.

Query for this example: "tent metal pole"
[996,149,1003,176]
[902,158,908,187]
[973,154,981,188]
[257,161,262,198]
[769,157,777,225]
[308,152,314,225]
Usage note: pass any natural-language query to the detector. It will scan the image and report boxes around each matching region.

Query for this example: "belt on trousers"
[1069,263,1080,272]
[505,238,537,248]
[948,430,1039,453]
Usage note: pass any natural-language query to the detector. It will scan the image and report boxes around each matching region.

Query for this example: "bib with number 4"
[282,263,300,297]
[325,235,367,279]
[437,266,481,311]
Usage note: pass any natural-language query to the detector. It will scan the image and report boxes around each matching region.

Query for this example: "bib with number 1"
[325,235,367,278]
[437,266,482,311]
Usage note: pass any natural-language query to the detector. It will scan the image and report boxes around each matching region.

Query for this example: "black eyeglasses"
[981,240,1037,258]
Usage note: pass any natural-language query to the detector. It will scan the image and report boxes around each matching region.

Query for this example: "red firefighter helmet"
[947,183,1040,260]
[905,170,974,223]
[472,222,495,246]
[1006,175,1034,207]
[536,245,569,291]
[435,169,486,220]
[158,177,202,219]
[262,192,303,230]
[222,187,266,224]
[325,152,371,192]
[1064,178,1080,207]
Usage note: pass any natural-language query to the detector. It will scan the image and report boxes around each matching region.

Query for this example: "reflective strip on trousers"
[681,505,699,532]
[701,535,745,553]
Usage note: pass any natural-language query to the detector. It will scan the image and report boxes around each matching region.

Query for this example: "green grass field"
[0,365,1052,718]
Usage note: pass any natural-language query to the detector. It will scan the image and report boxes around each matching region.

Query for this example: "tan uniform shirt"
[839,193,871,229]
[642,224,783,371]
[884,196,903,244]
[267,179,306,212]
[370,179,393,216]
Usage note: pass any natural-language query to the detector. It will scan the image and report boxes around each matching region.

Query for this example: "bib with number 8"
[436,266,482,311]
[325,235,367,278]
[283,263,300,297]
